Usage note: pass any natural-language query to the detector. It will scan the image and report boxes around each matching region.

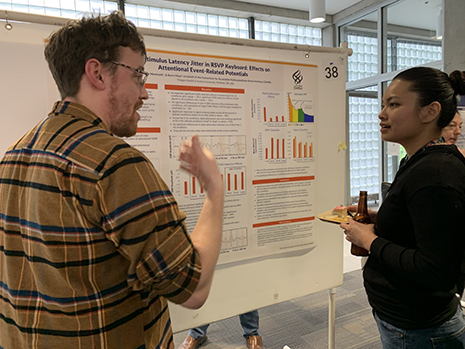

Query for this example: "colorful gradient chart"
[288,93,314,123]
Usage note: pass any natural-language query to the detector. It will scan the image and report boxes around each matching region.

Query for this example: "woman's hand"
[340,218,378,251]
[346,205,378,225]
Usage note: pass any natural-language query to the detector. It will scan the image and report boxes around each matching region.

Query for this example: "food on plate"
[331,205,347,217]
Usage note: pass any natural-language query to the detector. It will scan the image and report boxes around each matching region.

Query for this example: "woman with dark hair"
[341,67,465,348]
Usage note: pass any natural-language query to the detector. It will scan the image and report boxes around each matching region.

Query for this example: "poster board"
[0,12,349,332]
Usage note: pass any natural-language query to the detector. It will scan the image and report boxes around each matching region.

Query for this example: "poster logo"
[292,70,303,90]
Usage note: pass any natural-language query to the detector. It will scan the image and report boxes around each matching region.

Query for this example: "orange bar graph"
[234,174,237,190]
[192,177,196,194]
[227,173,231,191]
[241,172,244,190]
[277,139,279,159]
[271,138,274,159]
[264,107,267,122]
[275,116,278,122]
[282,116,285,122]
[293,137,296,158]
[266,148,268,159]
[184,181,188,195]
[200,186,204,194]
[292,137,314,159]
[282,139,285,159]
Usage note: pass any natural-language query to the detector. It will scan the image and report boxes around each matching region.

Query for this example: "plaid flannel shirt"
[0,101,201,349]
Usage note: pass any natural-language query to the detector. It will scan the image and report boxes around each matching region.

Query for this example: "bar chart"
[265,137,286,161]
[252,92,287,127]
[181,172,205,200]
[290,133,314,162]
[263,106,286,126]
[293,138,313,159]
[224,166,246,196]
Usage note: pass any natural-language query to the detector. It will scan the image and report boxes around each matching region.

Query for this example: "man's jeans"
[189,310,259,340]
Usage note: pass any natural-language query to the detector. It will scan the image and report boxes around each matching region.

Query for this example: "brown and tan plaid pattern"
[0,101,201,349]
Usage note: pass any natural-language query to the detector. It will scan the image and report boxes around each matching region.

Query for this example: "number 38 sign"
[325,65,339,79]
[323,57,345,82]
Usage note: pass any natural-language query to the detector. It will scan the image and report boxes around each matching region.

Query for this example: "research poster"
[125,48,319,265]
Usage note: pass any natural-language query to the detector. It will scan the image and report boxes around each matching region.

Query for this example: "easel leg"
[328,287,336,349]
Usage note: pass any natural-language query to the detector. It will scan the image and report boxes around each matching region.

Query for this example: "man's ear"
[84,58,106,90]
[419,101,441,124]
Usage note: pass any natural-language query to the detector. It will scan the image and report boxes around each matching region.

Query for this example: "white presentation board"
[0,13,349,332]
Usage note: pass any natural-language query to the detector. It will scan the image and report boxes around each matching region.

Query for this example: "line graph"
[221,227,248,250]
[170,135,246,158]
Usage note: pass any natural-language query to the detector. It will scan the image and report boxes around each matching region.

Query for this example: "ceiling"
[230,0,442,31]
[232,0,361,15]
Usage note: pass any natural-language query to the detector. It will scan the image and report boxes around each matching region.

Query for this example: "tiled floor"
[173,269,380,349]
[173,240,367,348]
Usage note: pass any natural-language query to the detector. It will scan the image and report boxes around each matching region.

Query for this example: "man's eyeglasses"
[111,61,149,86]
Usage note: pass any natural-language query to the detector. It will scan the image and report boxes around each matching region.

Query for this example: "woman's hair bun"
[449,70,465,96]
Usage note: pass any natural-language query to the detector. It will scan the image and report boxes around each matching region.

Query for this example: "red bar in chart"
[271,138,274,159]
[182,175,205,198]
[293,138,296,158]
[293,137,314,159]
[225,167,246,195]
[266,137,285,160]
[263,107,285,123]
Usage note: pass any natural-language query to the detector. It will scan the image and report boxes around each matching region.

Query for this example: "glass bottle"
[351,190,371,256]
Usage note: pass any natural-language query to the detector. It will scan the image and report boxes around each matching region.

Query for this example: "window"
[348,86,379,202]
[255,20,321,45]
[346,33,378,82]
[124,4,249,38]
[343,29,441,202]
[388,39,442,72]
[0,0,117,18]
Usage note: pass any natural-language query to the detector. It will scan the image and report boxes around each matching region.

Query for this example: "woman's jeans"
[374,305,465,348]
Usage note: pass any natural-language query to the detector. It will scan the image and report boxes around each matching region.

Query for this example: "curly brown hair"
[44,11,146,99]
